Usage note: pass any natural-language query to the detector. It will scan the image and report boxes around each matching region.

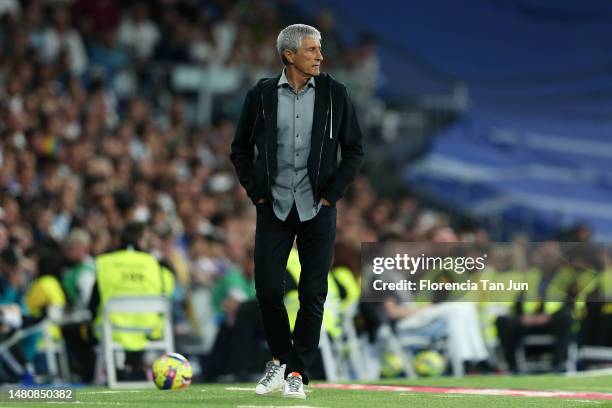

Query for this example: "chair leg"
[319,329,339,382]
[94,346,105,386]
[103,320,117,388]
[566,342,578,373]
[43,323,59,380]
[378,325,417,378]
[516,343,528,373]
[344,317,366,380]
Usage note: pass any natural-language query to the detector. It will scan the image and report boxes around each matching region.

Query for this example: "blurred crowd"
[0,0,393,380]
[1,0,607,383]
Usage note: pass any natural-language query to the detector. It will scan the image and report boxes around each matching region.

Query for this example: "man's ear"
[284,49,294,65]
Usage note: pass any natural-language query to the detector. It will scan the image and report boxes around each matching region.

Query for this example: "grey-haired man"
[230,24,363,399]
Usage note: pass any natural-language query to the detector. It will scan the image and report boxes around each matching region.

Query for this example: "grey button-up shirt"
[271,69,322,222]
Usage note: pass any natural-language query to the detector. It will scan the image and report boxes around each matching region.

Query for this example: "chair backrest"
[100,296,174,388]
[102,296,172,338]
[103,296,171,316]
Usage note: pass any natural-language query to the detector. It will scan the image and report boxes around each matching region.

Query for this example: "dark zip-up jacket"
[230,72,364,206]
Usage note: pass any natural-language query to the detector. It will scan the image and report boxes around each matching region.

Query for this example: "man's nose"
[316,50,323,61]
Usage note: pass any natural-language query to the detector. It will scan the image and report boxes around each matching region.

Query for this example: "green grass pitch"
[1,375,612,407]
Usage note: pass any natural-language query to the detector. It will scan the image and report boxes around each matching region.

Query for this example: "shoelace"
[286,375,302,392]
[259,362,281,385]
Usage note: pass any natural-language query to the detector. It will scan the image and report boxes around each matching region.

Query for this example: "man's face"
[286,37,323,77]
[65,243,87,263]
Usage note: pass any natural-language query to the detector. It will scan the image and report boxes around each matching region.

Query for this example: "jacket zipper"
[249,98,261,145]
[261,93,271,191]
[314,104,330,200]
[329,89,333,140]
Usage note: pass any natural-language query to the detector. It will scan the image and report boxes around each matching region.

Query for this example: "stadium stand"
[0,0,611,386]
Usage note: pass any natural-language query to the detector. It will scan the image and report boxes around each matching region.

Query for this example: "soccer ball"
[414,350,446,377]
[152,353,193,390]
[380,352,404,378]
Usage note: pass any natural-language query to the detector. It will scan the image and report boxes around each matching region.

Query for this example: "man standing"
[230,24,363,398]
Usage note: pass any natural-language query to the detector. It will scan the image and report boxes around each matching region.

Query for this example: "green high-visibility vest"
[284,248,342,339]
[95,249,174,351]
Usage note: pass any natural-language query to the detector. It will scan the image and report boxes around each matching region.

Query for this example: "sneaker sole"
[283,392,306,399]
[255,386,284,395]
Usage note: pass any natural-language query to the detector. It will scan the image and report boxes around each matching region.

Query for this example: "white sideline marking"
[566,368,612,378]
[225,387,311,393]
[237,406,326,408]
[79,390,143,395]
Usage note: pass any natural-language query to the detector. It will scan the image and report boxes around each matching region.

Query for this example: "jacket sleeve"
[321,86,364,204]
[230,88,258,200]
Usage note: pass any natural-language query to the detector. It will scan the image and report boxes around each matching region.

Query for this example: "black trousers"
[254,202,336,384]
[496,311,572,372]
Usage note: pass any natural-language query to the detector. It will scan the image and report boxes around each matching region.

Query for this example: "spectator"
[117,2,159,61]
[61,228,96,310]
[39,6,87,76]
[0,0,537,383]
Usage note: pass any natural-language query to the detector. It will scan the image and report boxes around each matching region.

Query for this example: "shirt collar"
[277,68,316,90]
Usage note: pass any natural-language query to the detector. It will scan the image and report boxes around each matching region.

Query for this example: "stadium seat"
[376,324,418,378]
[516,335,577,373]
[318,326,340,381]
[96,296,174,388]
[42,306,71,382]
[318,302,366,381]
[576,346,612,372]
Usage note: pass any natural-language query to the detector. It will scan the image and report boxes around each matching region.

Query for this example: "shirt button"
[294,189,297,192]
[296,114,300,118]
[296,134,299,138]
[296,153,299,156]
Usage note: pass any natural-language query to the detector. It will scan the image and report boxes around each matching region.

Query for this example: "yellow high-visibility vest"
[331,266,360,313]
[95,249,174,351]
[284,249,342,339]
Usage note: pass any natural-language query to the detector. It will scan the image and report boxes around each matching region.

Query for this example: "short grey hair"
[277,24,321,66]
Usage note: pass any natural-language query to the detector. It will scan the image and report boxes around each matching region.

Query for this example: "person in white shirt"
[117,2,159,61]
[40,6,87,76]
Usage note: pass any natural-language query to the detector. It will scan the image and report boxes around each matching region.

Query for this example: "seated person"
[495,242,574,373]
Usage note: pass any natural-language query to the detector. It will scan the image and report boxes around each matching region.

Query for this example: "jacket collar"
[258,72,330,176]
[278,68,316,89]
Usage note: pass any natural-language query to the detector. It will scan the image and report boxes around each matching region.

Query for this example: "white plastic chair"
[42,306,71,382]
[318,302,366,381]
[318,326,340,381]
[98,296,173,388]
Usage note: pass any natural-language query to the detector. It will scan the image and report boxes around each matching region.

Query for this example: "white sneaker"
[283,372,306,399]
[255,360,286,395]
